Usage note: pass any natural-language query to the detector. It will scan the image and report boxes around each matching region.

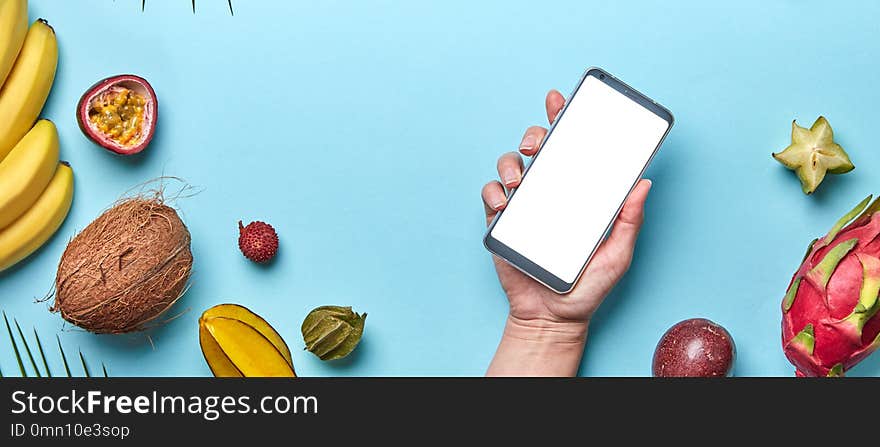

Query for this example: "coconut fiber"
[52,196,192,333]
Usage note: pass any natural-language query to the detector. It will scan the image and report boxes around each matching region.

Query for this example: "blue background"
[1,0,879,377]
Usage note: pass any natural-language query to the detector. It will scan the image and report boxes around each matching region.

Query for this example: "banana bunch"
[0,0,72,272]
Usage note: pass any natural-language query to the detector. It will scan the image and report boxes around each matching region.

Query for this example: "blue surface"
[2,0,880,377]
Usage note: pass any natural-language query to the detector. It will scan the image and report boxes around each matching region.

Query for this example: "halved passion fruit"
[77,74,157,155]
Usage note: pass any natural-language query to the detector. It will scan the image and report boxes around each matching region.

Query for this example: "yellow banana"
[0,19,57,161]
[0,0,28,88]
[0,162,73,272]
[0,119,59,230]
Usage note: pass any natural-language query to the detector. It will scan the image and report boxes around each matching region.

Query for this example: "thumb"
[594,179,652,272]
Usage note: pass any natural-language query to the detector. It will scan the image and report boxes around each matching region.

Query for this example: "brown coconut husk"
[51,191,192,334]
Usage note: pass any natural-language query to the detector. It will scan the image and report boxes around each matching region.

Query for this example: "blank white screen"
[490,75,668,283]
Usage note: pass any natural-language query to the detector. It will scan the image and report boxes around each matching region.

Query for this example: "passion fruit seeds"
[77,74,157,155]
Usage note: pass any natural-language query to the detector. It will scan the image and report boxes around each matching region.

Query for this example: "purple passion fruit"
[652,318,736,377]
[77,75,157,155]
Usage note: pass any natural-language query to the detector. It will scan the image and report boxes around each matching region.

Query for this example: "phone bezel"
[483,67,674,294]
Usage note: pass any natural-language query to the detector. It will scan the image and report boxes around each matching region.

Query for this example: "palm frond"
[14,319,40,377]
[56,335,72,377]
[2,312,108,378]
[139,1,234,15]
[34,329,51,377]
[3,311,26,376]
[79,350,91,377]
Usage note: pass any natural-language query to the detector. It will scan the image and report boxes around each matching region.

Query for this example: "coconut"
[51,194,192,334]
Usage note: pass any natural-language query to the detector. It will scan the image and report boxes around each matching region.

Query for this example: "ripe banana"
[0,0,27,88]
[0,162,73,272]
[0,119,59,230]
[0,19,57,161]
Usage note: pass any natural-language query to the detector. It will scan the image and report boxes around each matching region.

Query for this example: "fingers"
[482,180,507,225]
[496,151,525,188]
[483,88,565,226]
[617,179,652,227]
[518,126,547,157]
[598,179,653,272]
[546,89,566,124]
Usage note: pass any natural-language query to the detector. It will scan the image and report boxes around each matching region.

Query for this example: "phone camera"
[599,73,606,80]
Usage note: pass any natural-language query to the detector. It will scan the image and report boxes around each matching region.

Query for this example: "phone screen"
[488,72,671,287]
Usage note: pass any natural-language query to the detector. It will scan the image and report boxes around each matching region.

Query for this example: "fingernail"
[519,134,537,151]
[501,168,520,187]
[644,179,653,189]
[491,199,506,210]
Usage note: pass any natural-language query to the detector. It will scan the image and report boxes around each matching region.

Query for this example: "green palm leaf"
[79,350,91,378]
[14,319,40,377]
[3,311,26,376]
[56,335,72,377]
[34,329,51,377]
[2,312,109,378]
[141,1,234,15]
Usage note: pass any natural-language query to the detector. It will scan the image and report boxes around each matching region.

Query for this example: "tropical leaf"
[14,319,40,377]
[0,311,107,378]
[3,312,25,376]
[56,335,72,377]
[79,351,91,378]
[34,329,51,377]
[141,1,234,15]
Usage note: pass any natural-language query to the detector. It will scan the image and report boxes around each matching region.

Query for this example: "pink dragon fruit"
[782,195,880,376]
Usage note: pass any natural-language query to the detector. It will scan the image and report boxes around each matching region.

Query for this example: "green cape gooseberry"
[301,306,366,361]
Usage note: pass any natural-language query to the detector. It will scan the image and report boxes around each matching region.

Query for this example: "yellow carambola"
[199,304,296,377]
[0,162,73,272]
[0,0,28,88]
[0,119,59,230]
[0,19,57,161]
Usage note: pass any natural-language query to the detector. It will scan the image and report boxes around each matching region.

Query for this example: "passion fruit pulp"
[77,74,157,155]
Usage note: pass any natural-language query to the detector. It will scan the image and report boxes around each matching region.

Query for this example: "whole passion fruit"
[77,74,157,155]
[652,318,736,377]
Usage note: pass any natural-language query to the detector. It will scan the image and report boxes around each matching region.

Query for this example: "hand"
[484,90,652,376]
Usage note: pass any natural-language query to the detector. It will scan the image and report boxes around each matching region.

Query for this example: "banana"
[0,0,27,88]
[0,19,57,161]
[0,119,59,230]
[0,162,73,272]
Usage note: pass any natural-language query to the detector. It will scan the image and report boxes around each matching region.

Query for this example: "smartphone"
[483,67,673,294]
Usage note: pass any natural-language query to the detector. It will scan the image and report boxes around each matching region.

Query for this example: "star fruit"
[773,116,853,195]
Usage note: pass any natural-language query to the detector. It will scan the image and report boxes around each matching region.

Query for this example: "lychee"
[238,221,279,263]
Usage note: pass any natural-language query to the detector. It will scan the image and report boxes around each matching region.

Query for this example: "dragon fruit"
[782,195,880,377]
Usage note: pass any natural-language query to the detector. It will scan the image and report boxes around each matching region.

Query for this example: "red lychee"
[238,221,278,263]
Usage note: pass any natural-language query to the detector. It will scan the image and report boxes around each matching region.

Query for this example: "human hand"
[484,90,652,376]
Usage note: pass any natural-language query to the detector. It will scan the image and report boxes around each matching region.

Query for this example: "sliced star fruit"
[772,116,853,195]
[198,304,295,377]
